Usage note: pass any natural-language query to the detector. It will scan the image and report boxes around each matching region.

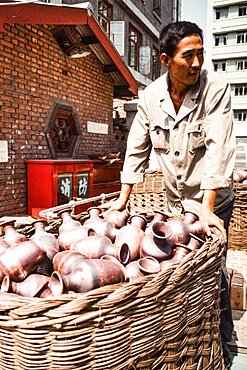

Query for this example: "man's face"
[161,34,204,87]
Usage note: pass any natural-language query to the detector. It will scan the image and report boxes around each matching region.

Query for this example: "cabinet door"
[57,172,73,205]
[76,171,90,199]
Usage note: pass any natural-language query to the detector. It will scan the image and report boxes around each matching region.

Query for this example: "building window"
[129,24,141,71]
[239,4,247,16]
[98,0,112,36]
[214,60,226,72]
[234,110,247,123]
[237,32,247,43]
[152,46,161,80]
[234,85,247,96]
[215,34,227,46]
[153,0,161,17]
[236,59,247,70]
[215,7,228,19]
[110,21,124,56]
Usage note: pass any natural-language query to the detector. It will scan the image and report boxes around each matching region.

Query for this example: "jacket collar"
[159,70,204,122]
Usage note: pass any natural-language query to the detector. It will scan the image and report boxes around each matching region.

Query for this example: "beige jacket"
[121,69,236,216]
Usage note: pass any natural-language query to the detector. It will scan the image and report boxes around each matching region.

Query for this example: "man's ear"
[160,53,171,68]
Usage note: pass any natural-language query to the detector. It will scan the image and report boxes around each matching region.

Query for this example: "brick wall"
[0,23,126,216]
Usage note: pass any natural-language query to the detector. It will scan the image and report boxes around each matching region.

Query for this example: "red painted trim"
[0,3,138,95]
[0,3,88,27]
[88,13,138,96]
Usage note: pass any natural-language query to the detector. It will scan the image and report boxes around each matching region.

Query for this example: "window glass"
[98,0,112,35]
[215,7,228,19]
[110,21,124,56]
[239,5,247,16]
[129,25,141,71]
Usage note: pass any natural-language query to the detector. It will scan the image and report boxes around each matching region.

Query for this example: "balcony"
[213,16,247,33]
[212,43,246,59]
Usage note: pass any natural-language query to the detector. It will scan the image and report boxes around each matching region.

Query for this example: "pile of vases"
[0,208,206,298]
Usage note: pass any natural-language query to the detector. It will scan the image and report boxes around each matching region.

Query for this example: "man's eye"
[182,53,193,59]
[197,50,204,56]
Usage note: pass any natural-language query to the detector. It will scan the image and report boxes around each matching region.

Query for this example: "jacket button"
[177,175,181,180]
[174,151,179,156]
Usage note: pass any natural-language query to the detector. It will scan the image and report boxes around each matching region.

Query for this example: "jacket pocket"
[150,122,170,154]
[187,119,205,154]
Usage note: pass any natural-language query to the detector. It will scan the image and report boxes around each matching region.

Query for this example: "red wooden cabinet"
[25,159,94,217]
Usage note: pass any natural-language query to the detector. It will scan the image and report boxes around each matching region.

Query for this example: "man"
[106,21,235,368]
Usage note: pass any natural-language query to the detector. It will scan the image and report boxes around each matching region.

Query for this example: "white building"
[207,0,247,168]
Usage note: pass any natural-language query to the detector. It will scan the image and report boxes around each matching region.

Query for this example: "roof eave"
[0,2,138,97]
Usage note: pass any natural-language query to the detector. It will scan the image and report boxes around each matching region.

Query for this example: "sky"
[181,0,208,39]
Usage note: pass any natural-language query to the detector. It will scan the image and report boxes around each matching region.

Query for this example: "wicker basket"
[0,235,225,370]
[0,175,226,369]
[129,170,167,216]
[228,183,247,251]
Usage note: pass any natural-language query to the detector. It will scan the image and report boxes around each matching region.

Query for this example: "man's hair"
[160,21,203,57]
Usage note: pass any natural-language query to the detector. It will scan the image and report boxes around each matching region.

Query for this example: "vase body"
[183,212,198,224]
[1,220,27,247]
[51,259,125,295]
[140,223,174,262]
[0,237,10,255]
[83,207,117,242]
[31,221,58,276]
[1,274,50,297]
[125,261,144,282]
[58,209,82,234]
[151,219,204,247]
[233,168,247,183]
[137,256,161,275]
[31,220,59,260]
[145,211,167,234]
[71,235,129,265]
[160,244,191,270]
[186,234,205,251]
[103,208,129,229]
[34,255,54,277]
[115,214,147,262]
[58,225,96,250]
[53,251,86,275]
[0,240,46,282]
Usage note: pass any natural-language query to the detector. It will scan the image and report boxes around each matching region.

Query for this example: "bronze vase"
[115,214,147,262]
[1,220,27,247]
[50,258,126,295]
[0,240,46,282]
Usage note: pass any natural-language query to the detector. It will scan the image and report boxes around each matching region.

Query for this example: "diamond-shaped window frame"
[45,103,81,159]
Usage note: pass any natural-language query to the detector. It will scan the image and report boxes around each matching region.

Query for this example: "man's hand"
[200,189,227,242]
[199,207,226,241]
[102,183,133,216]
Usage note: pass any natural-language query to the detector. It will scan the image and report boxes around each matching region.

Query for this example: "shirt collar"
[159,70,204,121]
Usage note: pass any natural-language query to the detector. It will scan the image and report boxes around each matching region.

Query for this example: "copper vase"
[1,220,27,247]
[103,208,129,229]
[58,209,82,234]
[31,219,59,260]
[71,235,130,265]
[140,222,174,262]
[160,244,192,270]
[0,240,46,282]
[58,225,96,250]
[115,214,147,262]
[1,274,50,297]
[83,207,118,242]
[53,251,86,275]
[50,259,126,295]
